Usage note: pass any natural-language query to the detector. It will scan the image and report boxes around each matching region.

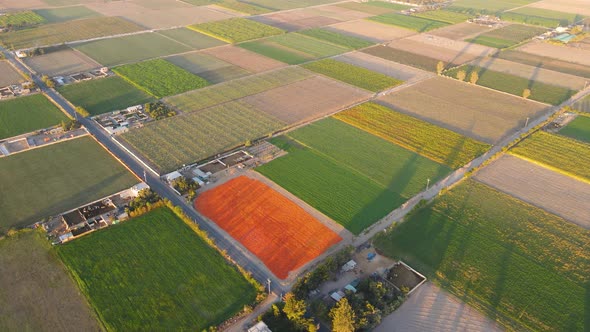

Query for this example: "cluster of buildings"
[53,67,109,86]
[0,82,35,100]
[94,104,151,135]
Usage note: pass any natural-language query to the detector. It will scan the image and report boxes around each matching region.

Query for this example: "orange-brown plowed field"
[195,176,342,279]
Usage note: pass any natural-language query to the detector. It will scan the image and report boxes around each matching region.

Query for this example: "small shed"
[344,284,357,293]
[248,321,272,332]
[330,291,346,302]
[341,260,357,272]
[164,171,182,183]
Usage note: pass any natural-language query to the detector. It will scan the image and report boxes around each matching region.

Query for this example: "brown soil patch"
[25,49,100,77]
[313,5,372,21]
[430,22,494,40]
[530,0,590,17]
[253,10,341,31]
[0,61,23,87]
[518,40,590,67]
[377,77,549,144]
[325,20,415,43]
[475,154,590,229]
[387,36,494,65]
[241,75,370,125]
[335,52,434,82]
[202,45,286,73]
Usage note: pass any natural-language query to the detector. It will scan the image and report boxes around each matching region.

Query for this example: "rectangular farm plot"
[0,94,69,140]
[196,176,342,279]
[165,66,313,113]
[302,59,403,92]
[449,0,539,13]
[0,61,24,87]
[559,114,590,143]
[325,20,415,43]
[430,22,494,40]
[335,52,434,83]
[334,102,490,169]
[257,119,451,234]
[34,6,101,23]
[529,0,590,17]
[202,45,286,73]
[166,52,250,84]
[466,24,547,49]
[56,207,257,331]
[157,28,226,49]
[574,94,590,113]
[501,7,584,28]
[475,154,590,229]
[362,45,442,72]
[511,131,590,182]
[251,10,342,32]
[377,77,549,144]
[113,59,209,98]
[399,33,497,61]
[58,76,154,116]
[121,101,284,173]
[0,136,138,230]
[335,1,410,15]
[517,40,590,67]
[74,32,192,67]
[368,13,450,32]
[413,10,471,24]
[374,179,590,332]
[299,28,374,49]
[24,48,100,77]
[241,75,371,124]
[239,33,350,65]
[0,16,143,50]
[189,18,284,43]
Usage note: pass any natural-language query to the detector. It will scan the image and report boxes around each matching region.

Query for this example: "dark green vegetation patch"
[58,76,154,116]
[558,114,590,144]
[374,180,590,332]
[0,94,69,140]
[56,207,257,331]
[299,28,374,49]
[0,136,138,231]
[189,18,284,43]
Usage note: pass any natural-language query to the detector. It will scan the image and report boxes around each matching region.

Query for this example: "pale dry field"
[0,0,46,9]
[241,75,370,125]
[375,282,502,332]
[471,57,586,90]
[475,155,590,229]
[377,77,549,144]
[203,45,286,73]
[0,61,23,87]
[25,49,100,77]
[87,1,235,29]
[430,22,494,40]
[325,20,415,43]
[313,5,372,21]
[253,9,342,32]
[404,34,496,57]
[518,40,590,67]
[529,0,590,16]
[335,51,434,82]
[387,38,492,66]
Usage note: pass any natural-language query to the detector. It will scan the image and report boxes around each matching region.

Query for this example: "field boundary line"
[42,91,75,120]
[110,136,159,176]
[508,152,590,185]
[0,131,89,159]
[86,134,143,181]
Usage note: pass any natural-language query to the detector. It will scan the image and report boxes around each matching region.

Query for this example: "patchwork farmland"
[189,17,284,43]
[24,48,100,77]
[196,176,342,279]
[165,52,251,84]
[0,94,69,140]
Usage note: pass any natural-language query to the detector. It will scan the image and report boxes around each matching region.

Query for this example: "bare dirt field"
[0,0,46,9]
[313,5,373,21]
[375,282,502,332]
[0,61,23,87]
[87,1,235,29]
[335,51,434,83]
[529,0,590,16]
[377,77,549,144]
[470,57,587,90]
[387,37,494,66]
[241,75,370,125]
[325,20,415,43]
[518,40,590,67]
[24,49,100,77]
[0,231,101,332]
[430,22,494,40]
[474,154,590,229]
[202,45,286,73]
[252,9,342,31]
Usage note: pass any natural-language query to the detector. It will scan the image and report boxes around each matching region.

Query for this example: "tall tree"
[330,298,356,332]
[469,71,479,84]
[436,61,445,75]
[522,88,531,99]
[456,70,466,81]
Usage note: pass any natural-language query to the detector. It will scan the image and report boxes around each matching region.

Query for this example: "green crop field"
[448,0,537,13]
[334,102,491,168]
[0,11,45,28]
[374,180,590,331]
[166,52,250,84]
[34,6,101,24]
[466,24,546,48]
[445,65,576,105]
[336,1,411,15]
[0,230,100,330]
[573,94,590,112]
[502,7,584,28]
[0,17,143,50]
[559,114,590,144]
[257,118,451,234]
[75,32,192,67]
[165,66,313,112]
[368,13,450,32]
[189,18,284,43]
[362,45,441,72]
[122,101,284,172]
[157,28,226,49]
[0,136,138,231]
[511,131,590,182]
[0,94,69,140]
[56,207,257,331]
[498,50,590,79]
[58,76,154,116]
[303,59,402,92]
[414,10,472,24]
[240,33,350,65]
[114,59,209,98]
[299,28,374,49]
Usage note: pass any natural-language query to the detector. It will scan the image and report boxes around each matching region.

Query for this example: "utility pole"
[143,169,147,182]
[267,278,271,295]
[525,117,530,128]
[426,178,430,191]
